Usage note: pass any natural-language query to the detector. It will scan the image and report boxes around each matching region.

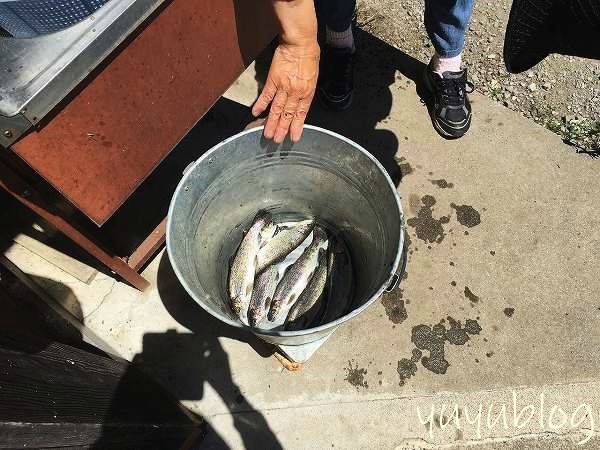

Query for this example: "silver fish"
[285,249,328,330]
[256,219,314,274]
[320,237,354,324]
[229,211,276,325]
[268,226,329,322]
[248,265,279,327]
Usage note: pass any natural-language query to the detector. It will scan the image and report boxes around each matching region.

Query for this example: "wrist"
[273,0,318,54]
[278,38,320,58]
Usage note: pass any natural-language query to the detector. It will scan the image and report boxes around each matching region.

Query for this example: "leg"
[424,0,475,59]
[316,0,356,33]
[423,0,475,139]
[315,0,357,110]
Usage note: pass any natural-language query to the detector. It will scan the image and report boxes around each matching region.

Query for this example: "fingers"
[251,79,277,117]
[263,90,288,140]
[274,95,300,143]
[290,95,312,142]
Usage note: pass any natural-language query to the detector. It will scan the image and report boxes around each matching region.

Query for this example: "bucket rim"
[166,124,405,337]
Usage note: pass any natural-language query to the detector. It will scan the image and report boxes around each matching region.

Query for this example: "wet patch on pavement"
[397,317,482,385]
[397,348,422,386]
[464,286,480,304]
[398,157,414,178]
[430,179,454,188]
[406,195,450,243]
[381,292,408,324]
[450,203,481,228]
[412,317,482,375]
[344,360,369,389]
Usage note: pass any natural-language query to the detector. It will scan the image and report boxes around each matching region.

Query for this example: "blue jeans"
[316,0,474,57]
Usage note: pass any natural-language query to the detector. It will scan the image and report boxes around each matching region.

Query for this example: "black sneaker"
[317,46,355,111]
[423,64,474,138]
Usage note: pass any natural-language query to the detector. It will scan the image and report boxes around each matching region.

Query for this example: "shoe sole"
[422,67,471,139]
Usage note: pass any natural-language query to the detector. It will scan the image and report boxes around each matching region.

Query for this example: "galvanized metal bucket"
[167,125,405,362]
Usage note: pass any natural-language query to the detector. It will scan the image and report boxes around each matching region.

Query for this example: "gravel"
[356,0,600,151]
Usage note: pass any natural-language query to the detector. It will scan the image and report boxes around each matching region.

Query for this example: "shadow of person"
[133,252,283,449]
[253,29,428,187]
[308,29,427,186]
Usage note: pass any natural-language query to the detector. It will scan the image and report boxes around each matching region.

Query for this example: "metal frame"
[0,0,166,147]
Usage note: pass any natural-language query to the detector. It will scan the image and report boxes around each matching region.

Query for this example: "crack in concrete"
[83,281,117,320]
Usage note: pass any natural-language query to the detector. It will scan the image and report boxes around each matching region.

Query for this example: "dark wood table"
[0,0,277,290]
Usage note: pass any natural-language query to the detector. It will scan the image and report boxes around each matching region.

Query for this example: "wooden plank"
[128,217,166,271]
[0,334,201,448]
[0,258,203,448]
[12,232,98,284]
[0,423,196,449]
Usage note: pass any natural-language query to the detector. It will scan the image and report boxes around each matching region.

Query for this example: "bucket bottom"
[267,331,335,364]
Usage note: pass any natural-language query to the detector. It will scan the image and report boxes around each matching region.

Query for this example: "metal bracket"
[0,113,32,148]
[385,273,400,292]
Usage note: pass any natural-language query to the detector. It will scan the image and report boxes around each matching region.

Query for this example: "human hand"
[251,42,319,143]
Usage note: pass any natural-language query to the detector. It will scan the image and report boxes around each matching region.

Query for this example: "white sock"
[431,53,462,76]
[325,25,355,51]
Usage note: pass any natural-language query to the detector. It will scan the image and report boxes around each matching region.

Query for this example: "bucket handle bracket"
[385,273,400,292]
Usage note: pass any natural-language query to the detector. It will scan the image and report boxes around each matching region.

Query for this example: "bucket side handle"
[385,273,400,292]
[182,160,196,176]
[385,233,409,292]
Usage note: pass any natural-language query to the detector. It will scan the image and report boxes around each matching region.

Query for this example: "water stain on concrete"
[344,361,368,389]
[406,195,450,243]
[446,317,475,345]
[464,286,480,303]
[430,179,454,188]
[381,292,408,324]
[398,157,414,178]
[450,203,481,227]
[411,317,482,376]
[397,348,422,386]
[504,307,515,317]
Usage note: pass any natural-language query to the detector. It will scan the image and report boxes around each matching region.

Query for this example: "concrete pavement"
[5,31,600,449]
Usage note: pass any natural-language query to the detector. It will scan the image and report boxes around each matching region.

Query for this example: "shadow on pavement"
[128,252,282,449]
[254,28,428,187]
